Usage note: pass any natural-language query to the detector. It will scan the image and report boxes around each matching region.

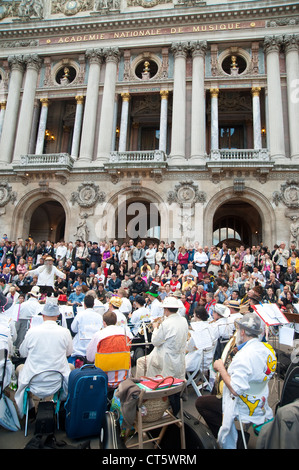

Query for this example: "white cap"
[214,303,230,318]
[162,296,181,309]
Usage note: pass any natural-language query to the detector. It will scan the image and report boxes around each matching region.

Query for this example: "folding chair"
[186,340,217,397]
[126,380,186,449]
[0,349,8,396]
[23,370,64,437]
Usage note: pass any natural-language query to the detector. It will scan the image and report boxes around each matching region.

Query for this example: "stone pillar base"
[168,155,187,166]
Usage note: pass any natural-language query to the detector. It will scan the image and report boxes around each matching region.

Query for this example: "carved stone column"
[0,55,24,165]
[118,92,130,152]
[190,40,207,164]
[284,34,299,161]
[79,49,103,163]
[13,54,42,162]
[169,42,188,165]
[251,87,262,150]
[210,88,219,152]
[71,95,84,159]
[96,47,120,163]
[159,90,169,153]
[0,101,6,138]
[35,98,50,155]
[264,36,285,162]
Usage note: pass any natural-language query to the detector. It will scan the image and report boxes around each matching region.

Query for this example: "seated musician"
[195,312,277,449]
[135,296,189,380]
[129,295,151,336]
[86,311,132,388]
[185,306,214,373]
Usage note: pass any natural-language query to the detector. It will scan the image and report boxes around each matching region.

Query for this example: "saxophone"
[214,331,237,399]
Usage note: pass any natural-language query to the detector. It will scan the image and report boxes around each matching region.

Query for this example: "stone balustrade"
[109,150,166,163]
[13,153,74,172]
[209,148,270,161]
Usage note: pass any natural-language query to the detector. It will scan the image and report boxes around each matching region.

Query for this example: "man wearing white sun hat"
[135,295,189,379]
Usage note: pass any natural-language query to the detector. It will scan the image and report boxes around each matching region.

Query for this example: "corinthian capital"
[23,53,43,71]
[264,35,283,54]
[170,42,189,59]
[190,40,208,58]
[8,55,25,73]
[103,47,120,64]
[85,48,104,65]
[283,34,299,53]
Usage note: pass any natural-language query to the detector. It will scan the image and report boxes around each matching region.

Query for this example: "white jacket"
[15,320,73,418]
[71,308,104,357]
[146,313,189,380]
[218,338,277,449]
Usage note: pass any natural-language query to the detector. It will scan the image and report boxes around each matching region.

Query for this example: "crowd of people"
[0,234,298,449]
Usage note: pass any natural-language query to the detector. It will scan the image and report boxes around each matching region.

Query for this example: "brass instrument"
[214,331,237,398]
[138,316,164,336]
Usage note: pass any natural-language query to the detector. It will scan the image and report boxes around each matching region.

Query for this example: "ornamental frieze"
[167,181,206,207]
[52,0,93,16]
[272,179,299,209]
[0,182,17,207]
[71,182,106,208]
[127,0,171,8]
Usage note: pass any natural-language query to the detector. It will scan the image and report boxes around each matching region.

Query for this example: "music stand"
[39,286,54,295]
[252,303,289,403]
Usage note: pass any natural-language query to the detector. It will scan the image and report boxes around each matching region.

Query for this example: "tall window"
[213,215,250,247]
[219,125,244,149]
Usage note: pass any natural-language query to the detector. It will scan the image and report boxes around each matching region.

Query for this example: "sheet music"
[279,325,294,347]
[60,305,74,319]
[293,304,299,314]
[190,325,213,350]
[254,303,289,326]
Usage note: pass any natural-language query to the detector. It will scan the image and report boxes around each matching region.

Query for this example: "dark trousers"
[195,395,223,439]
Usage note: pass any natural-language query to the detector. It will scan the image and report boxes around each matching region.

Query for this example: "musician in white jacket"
[14,302,73,418]
[214,312,277,449]
[135,296,189,379]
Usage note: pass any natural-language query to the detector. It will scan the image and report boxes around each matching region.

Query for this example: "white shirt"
[194,251,209,267]
[86,324,133,363]
[145,248,156,265]
[130,306,151,335]
[28,265,66,288]
[56,245,67,259]
[15,320,73,418]
[183,268,198,279]
[149,298,164,320]
[218,338,277,449]
[71,308,104,357]
[185,321,214,372]
[17,297,43,320]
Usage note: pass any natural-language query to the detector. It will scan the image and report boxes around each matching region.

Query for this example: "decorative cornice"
[1,2,297,45]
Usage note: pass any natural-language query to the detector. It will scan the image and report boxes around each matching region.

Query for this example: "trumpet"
[138,316,164,336]
[214,331,237,398]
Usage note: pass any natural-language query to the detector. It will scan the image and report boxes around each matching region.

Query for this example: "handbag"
[211,260,221,266]
[139,375,182,390]
[138,376,184,423]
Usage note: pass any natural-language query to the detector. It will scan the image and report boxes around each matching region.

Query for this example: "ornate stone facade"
[0,0,298,248]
